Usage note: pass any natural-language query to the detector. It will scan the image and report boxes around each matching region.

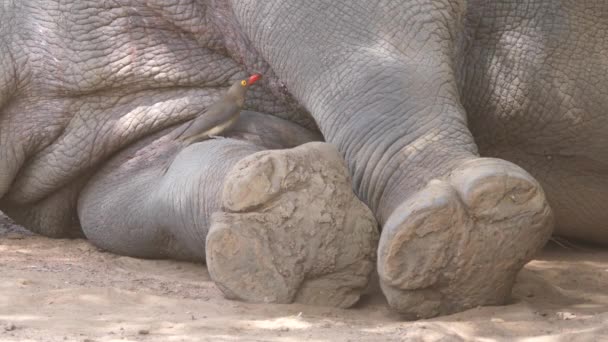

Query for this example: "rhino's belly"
[462,1,608,164]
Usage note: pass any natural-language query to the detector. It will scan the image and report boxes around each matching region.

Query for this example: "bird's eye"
[241,80,247,86]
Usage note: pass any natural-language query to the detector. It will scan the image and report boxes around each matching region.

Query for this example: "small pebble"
[4,324,16,332]
[557,312,576,320]
[138,329,149,335]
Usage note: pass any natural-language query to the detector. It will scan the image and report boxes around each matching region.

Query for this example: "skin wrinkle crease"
[9,85,228,204]
[359,97,460,205]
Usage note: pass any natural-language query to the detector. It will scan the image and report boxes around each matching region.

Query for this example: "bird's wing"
[173,101,240,142]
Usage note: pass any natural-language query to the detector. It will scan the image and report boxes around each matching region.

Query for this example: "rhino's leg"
[77,137,257,261]
[206,142,378,308]
[377,159,552,318]
[78,114,378,307]
[76,113,311,259]
[232,0,554,318]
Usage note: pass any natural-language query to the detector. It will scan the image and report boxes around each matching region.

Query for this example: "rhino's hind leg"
[206,142,379,308]
[377,158,553,319]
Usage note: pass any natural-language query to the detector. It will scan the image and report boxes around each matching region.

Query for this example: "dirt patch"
[1,214,608,341]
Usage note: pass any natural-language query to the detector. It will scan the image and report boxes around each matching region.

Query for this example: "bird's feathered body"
[174,73,262,146]
[174,100,241,145]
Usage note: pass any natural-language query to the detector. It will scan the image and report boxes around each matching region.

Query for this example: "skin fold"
[0,0,605,318]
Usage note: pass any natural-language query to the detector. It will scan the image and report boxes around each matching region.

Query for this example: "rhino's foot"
[377,158,553,319]
[206,142,379,308]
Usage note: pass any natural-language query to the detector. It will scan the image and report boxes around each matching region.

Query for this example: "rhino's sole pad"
[206,142,379,308]
[377,158,553,319]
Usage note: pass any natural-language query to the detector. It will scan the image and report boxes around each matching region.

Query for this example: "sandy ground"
[2,215,608,342]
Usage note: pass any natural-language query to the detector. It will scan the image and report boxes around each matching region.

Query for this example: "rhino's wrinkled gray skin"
[0,0,602,318]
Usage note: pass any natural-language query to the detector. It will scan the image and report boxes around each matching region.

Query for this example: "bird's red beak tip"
[248,73,262,85]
